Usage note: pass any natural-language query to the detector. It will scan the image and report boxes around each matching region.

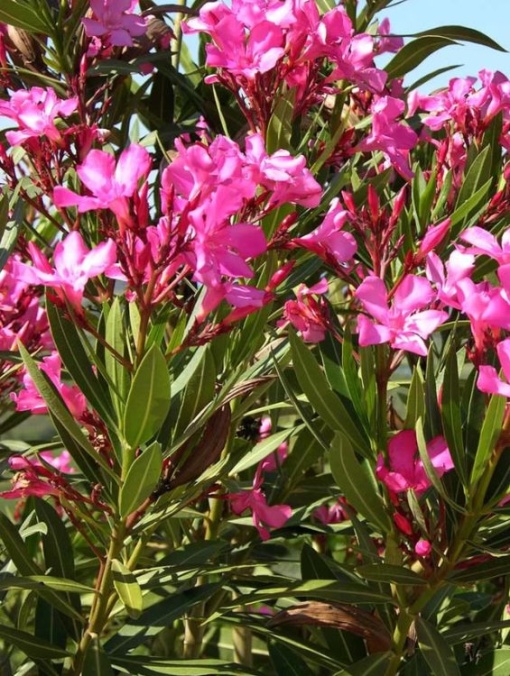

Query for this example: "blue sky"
[382,0,510,89]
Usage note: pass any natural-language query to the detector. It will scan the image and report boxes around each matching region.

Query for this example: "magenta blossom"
[54,145,151,224]
[12,231,123,309]
[292,198,357,267]
[11,352,86,419]
[229,467,292,540]
[82,0,147,47]
[478,338,510,398]
[358,96,418,179]
[356,275,448,356]
[281,279,329,343]
[376,430,454,495]
[0,87,77,145]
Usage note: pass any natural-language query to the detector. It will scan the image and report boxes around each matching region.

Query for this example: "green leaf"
[330,433,390,532]
[405,366,425,430]
[415,25,506,52]
[441,347,468,487]
[335,652,392,676]
[462,649,510,675]
[415,617,461,676]
[283,424,331,492]
[0,575,95,595]
[289,331,371,457]
[105,584,220,654]
[110,656,258,676]
[0,198,22,272]
[0,623,70,660]
[452,146,492,232]
[444,620,510,645]
[47,301,117,429]
[105,297,131,421]
[448,555,510,583]
[356,564,426,586]
[266,88,296,153]
[18,343,117,482]
[385,36,457,79]
[123,344,171,449]
[83,636,114,676]
[229,579,393,607]
[173,346,215,440]
[449,180,491,230]
[269,641,315,676]
[0,0,49,34]
[231,427,298,474]
[470,392,506,486]
[112,559,143,619]
[119,442,163,517]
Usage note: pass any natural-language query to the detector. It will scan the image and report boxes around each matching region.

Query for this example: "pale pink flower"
[415,539,432,557]
[478,338,510,398]
[292,198,357,266]
[11,352,86,419]
[54,145,151,223]
[12,231,123,309]
[460,226,510,264]
[426,250,475,310]
[0,87,77,145]
[281,279,329,343]
[456,278,510,350]
[244,134,322,208]
[356,275,448,356]
[229,469,292,540]
[376,430,453,495]
[82,0,147,47]
[358,96,418,179]
[40,450,74,474]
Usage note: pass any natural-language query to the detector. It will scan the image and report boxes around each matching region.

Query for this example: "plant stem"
[69,523,126,676]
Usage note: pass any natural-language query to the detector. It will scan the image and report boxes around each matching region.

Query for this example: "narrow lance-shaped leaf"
[441,347,468,487]
[47,301,117,430]
[405,366,425,430]
[415,25,506,52]
[0,1,50,34]
[104,297,131,422]
[123,344,171,449]
[385,36,457,79]
[470,391,506,486]
[112,559,143,619]
[289,331,371,457]
[0,623,70,660]
[330,433,391,532]
[415,616,461,676]
[119,442,163,518]
[18,343,118,483]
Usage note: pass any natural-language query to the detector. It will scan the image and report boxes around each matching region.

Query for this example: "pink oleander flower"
[356,275,448,356]
[229,467,292,540]
[11,352,86,419]
[358,96,418,180]
[426,250,475,310]
[54,144,151,224]
[314,498,348,526]
[456,278,510,351]
[415,539,432,557]
[376,430,454,495]
[82,0,147,47]
[292,198,357,267]
[460,226,510,264]
[478,338,510,398]
[281,279,329,343]
[12,231,123,309]
[245,134,322,208]
[40,450,74,474]
[0,87,77,145]
[416,218,451,260]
